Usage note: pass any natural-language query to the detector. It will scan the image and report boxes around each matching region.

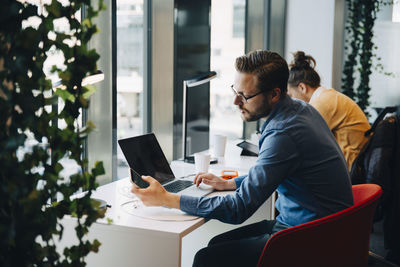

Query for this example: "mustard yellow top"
[309,87,370,170]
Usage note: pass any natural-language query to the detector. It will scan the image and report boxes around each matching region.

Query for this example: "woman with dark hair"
[287,51,370,170]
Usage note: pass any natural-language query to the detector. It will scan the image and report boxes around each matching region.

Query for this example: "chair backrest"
[364,106,398,137]
[350,110,399,186]
[257,184,382,267]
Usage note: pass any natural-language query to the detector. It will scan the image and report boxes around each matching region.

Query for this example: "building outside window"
[232,0,245,38]
[116,0,144,179]
[210,0,246,140]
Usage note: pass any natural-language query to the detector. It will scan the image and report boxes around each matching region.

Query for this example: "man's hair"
[235,50,289,95]
[288,51,321,88]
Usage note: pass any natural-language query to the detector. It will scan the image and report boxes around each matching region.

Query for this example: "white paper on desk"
[121,201,199,221]
[118,185,137,199]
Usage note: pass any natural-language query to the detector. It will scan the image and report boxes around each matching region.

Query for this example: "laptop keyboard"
[164,180,194,193]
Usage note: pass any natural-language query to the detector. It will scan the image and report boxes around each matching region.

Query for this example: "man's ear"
[271,87,281,103]
[298,82,308,94]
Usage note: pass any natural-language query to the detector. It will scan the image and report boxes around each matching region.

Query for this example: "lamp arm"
[182,80,188,160]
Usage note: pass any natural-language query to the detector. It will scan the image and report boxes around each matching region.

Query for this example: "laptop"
[118,133,214,197]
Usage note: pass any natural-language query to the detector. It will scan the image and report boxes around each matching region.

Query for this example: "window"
[210,0,246,140]
[116,0,144,180]
[232,0,245,38]
[393,1,400,22]
[367,6,400,119]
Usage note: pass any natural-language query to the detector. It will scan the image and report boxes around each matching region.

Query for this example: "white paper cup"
[213,134,227,157]
[194,153,210,173]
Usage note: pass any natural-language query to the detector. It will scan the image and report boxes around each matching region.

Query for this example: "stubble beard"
[239,99,272,122]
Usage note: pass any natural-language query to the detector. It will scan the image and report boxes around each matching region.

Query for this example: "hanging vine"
[342,0,362,100]
[342,0,394,116]
[0,0,106,266]
[356,0,380,112]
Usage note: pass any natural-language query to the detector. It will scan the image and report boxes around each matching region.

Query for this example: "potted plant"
[0,0,106,265]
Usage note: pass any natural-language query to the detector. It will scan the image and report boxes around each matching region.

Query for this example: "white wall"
[285,0,336,88]
[368,20,400,109]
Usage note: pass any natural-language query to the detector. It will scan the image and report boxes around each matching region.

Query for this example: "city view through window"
[116,0,144,179]
[210,0,245,140]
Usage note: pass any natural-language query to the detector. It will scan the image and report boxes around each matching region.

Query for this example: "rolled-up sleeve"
[180,132,300,224]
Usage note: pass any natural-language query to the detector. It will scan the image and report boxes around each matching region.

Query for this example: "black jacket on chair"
[350,109,400,261]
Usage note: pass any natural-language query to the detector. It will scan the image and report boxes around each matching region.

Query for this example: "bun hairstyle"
[288,51,320,88]
[291,51,316,69]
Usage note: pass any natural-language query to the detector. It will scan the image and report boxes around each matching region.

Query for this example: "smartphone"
[129,168,150,189]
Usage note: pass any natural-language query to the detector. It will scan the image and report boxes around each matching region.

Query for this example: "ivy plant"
[0,0,106,266]
[342,0,394,116]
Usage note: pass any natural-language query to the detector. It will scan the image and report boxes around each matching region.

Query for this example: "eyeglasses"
[230,85,265,104]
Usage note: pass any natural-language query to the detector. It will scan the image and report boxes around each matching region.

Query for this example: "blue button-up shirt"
[180,96,354,226]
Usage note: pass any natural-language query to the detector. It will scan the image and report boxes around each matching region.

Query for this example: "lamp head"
[185,71,217,88]
[52,70,104,89]
[82,70,104,86]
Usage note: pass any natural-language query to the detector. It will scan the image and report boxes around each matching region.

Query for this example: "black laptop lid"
[118,133,175,184]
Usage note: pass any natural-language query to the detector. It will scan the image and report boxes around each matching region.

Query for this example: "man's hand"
[193,173,237,191]
[131,176,180,209]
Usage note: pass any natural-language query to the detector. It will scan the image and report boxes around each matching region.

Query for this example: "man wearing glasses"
[132,50,353,267]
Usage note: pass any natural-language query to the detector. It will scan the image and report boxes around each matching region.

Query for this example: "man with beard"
[131,50,353,267]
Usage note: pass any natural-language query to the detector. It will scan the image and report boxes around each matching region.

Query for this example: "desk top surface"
[85,141,257,238]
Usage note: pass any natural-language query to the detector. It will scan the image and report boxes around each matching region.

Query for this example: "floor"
[368,220,399,267]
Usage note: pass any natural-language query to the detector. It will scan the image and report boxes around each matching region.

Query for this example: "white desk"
[59,143,274,267]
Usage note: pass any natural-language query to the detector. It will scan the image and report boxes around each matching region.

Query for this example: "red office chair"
[257,184,382,267]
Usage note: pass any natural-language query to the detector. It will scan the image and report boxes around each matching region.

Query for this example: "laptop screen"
[118,133,175,184]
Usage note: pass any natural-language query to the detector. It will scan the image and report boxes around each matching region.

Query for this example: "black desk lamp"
[182,71,217,163]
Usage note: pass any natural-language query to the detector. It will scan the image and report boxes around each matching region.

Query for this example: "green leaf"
[59,71,71,83]
[91,239,101,252]
[54,162,64,174]
[21,4,38,19]
[82,84,98,99]
[55,88,75,102]
[92,161,105,177]
[44,95,59,106]
[46,0,62,17]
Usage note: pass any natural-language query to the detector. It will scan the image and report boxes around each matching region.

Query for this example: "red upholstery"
[257,184,382,267]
